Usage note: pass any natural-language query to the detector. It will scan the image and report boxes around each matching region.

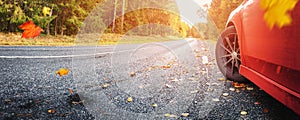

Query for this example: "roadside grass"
[0,33,183,46]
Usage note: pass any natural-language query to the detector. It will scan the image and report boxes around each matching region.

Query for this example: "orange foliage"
[19,21,43,38]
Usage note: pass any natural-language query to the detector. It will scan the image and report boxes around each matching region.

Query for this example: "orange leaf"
[56,68,69,76]
[263,108,269,113]
[19,21,43,38]
[232,82,246,88]
[68,89,74,94]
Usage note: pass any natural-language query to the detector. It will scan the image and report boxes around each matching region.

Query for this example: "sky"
[176,0,212,25]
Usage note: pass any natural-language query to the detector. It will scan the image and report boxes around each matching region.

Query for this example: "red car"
[215,0,300,115]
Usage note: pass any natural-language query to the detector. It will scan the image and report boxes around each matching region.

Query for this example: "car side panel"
[240,0,300,94]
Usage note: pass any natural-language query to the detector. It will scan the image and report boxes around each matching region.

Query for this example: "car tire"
[216,26,247,82]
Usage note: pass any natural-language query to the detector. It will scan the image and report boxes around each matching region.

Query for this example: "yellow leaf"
[42,7,51,16]
[240,111,247,115]
[56,68,69,76]
[48,109,56,114]
[127,97,133,102]
[260,0,298,29]
[181,113,189,117]
[152,103,157,107]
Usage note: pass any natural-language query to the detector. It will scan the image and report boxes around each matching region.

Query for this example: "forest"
[0,0,243,44]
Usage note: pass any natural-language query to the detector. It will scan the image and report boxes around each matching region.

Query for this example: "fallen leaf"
[218,77,225,81]
[129,72,136,77]
[240,111,247,115]
[181,113,189,117]
[246,87,254,91]
[4,99,11,103]
[190,90,199,94]
[102,83,110,89]
[263,108,269,113]
[254,101,261,105]
[229,88,235,91]
[188,77,196,81]
[56,68,69,76]
[202,56,209,64]
[68,89,74,94]
[222,93,229,96]
[162,65,171,69]
[232,82,246,88]
[48,109,56,114]
[164,113,177,118]
[165,84,173,88]
[72,100,84,105]
[212,98,220,102]
[127,97,133,102]
[19,21,43,38]
[171,78,179,82]
[152,103,158,107]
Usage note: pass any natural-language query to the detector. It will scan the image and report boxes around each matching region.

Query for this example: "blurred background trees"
[208,0,244,31]
[0,0,243,40]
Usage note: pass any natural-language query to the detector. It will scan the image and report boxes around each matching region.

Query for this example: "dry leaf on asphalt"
[129,72,136,77]
[263,108,269,113]
[222,93,229,96]
[127,97,133,102]
[56,68,69,76]
[232,82,246,88]
[212,98,220,102]
[246,87,254,91]
[48,109,56,114]
[240,111,247,115]
[164,113,177,118]
[218,77,225,81]
[102,83,110,89]
[165,84,173,88]
[254,101,261,105]
[181,113,189,117]
[152,103,158,107]
[190,90,199,94]
[68,89,74,94]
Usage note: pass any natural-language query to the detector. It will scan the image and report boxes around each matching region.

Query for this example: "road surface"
[0,39,299,119]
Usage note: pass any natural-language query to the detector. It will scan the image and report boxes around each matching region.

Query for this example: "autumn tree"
[208,0,243,31]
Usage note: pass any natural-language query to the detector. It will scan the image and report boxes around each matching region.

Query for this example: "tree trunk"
[46,6,53,35]
[112,0,118,33]
[121,0,125,34]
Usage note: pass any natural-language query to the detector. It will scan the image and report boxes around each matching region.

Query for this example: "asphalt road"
[0,39,299,120]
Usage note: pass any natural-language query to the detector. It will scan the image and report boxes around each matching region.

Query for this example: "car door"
[241,0,300,93]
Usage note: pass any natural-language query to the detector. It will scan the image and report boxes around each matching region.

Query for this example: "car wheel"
[216,26,247,82]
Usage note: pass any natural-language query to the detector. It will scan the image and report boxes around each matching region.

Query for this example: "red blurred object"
[215,0,300,115]
[19,21,43,38]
